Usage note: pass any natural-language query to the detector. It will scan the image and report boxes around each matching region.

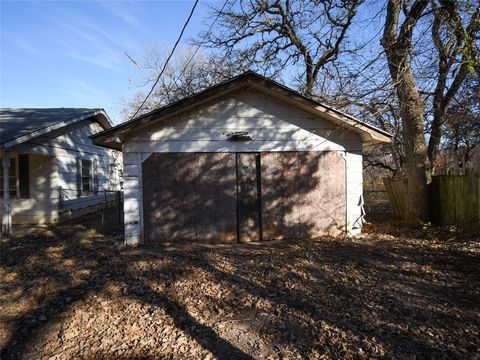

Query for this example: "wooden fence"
[430,176,480,234]
[363,180,393,217]
[383,178,414,223]
[384,176,480,234]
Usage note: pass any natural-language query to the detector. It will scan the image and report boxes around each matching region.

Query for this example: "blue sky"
[1,0,212,123]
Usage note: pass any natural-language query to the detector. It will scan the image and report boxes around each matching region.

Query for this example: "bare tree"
[360,99,406,175]
[427,2,480,165]
[380,0,433,221]
[122,47,249,120]
[443,74,480,166]
[198,0,363,95]
[379,0,479,222]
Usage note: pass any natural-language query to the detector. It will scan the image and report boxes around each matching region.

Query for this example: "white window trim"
[0,156,19,199]
[80,159,93,194]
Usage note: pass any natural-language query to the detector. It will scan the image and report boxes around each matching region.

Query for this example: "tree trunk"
[305,65,314,96]
[427,106,445,169]
[394,62,431,222]
[398,87,432,222]
[381,0,431,223]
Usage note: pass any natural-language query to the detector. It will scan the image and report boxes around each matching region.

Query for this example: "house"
[0,108,122,236]
[92,71,391,246]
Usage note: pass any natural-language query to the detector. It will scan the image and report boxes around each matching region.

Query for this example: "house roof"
[0,108,113,149]
[91,71,392,150]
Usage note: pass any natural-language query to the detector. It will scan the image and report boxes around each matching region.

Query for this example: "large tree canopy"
[123,47,250,119]
[197,0,363,95]
[124,1,479,223]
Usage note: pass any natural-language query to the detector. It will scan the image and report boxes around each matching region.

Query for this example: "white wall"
[346,151,364,235]
[0,153,58,224]
[124,90,362,153]
[121,88,364,244]
[1,119,122,225]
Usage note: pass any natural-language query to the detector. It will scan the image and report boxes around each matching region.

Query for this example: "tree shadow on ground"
[1,214,479,359]
[1,211,254,359]
[143,237,479,358]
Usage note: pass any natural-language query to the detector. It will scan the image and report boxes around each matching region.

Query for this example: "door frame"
[235,152,263,243]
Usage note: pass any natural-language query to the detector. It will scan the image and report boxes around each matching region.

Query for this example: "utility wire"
[129,0,200,120]
[178,0,230,75]
[165,0,230,91]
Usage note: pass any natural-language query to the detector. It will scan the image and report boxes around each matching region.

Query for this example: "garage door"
[142,151,346,245]
[261,151,346,239]
[142,153,237,245]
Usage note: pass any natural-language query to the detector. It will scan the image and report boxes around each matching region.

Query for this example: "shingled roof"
[0,108,112,149]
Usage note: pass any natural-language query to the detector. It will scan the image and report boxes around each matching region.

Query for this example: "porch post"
[2,152,11,238]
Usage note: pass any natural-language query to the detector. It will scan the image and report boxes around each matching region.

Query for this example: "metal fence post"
[58,187,63,210]
[116,191,122,224]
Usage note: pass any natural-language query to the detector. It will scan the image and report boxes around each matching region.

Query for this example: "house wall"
[1,119,122,225]
[0,153,57,224]
[122,89,364,245]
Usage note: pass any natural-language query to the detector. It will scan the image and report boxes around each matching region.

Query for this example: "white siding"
[0,154,58,224]
[124,90,362,153]
[121,88,364,244]
[123,152,145,245]
[2,119,122,225]
[346,151,364,234]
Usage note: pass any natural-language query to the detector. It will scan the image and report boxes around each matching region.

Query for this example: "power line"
[165,0,230,92]
[129,0,200,120]
[178,0,230,75]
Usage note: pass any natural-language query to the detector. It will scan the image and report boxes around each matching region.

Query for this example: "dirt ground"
[1,211,479,360]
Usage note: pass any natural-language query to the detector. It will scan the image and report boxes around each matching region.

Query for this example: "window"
[0,158,17,197]
[81,159,92,192]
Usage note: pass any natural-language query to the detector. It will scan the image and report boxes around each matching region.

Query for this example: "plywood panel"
[261,152,300,240]
[237,153,261,242]
[194,153,237,243]
[142,150,347,245]
[142,153,196,245]
[298,152,346,237]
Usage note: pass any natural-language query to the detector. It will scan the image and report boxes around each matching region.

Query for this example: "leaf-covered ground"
[1,212,479,359]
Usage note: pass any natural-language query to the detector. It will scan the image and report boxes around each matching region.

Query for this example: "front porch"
[1,150,120,237]
[0,107,122,238]
[1,151,57,237]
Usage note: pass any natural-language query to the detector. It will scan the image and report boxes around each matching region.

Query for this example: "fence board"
[464,176,480,234]
[383,178,411,222]
[386,176,480,234]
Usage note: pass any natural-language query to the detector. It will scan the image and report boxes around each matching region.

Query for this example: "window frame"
[0,156,19,198]
[81,159,93,194]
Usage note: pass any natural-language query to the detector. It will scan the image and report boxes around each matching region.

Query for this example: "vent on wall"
[226,132,252,141]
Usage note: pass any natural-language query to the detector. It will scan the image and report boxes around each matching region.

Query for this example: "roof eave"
[1,109,113,150]
[90,72,393,148]
[91,136,122,150]
[363,135,392,146]
[248,81,392,145]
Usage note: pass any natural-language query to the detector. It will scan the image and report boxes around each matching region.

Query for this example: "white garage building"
[92,72,391,246]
